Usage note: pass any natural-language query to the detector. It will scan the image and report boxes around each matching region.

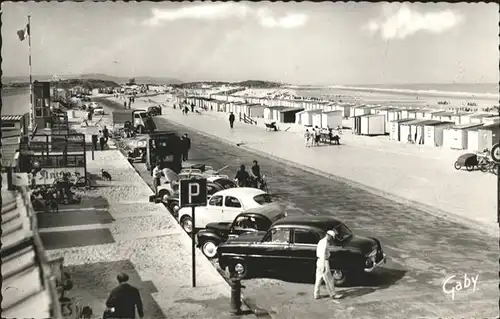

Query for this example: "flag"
[17,23,30,41]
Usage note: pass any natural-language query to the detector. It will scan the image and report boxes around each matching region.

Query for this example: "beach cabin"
[373,107,398,133]
[406,110,419,119]
[352,105,371,117]
[483,116,500,125]
[334,104,351,118]
[424,122,455,147]
[399,119,428,144]
[312,113,322,128]
[387,109,402,122]
[280,107,304,124]
[400,108,413,119]
[450,112,473,125]
[432,111,454,122]
[1,114,29,136]
[469,113,495,124]
[263,106,287,122]
[359,114,386,136]
[443,123,484,150]
[469,124,500,152]
[413,109,431,119]
[246,104,265,118]
[389,119,415,141]
[320,110,342,129]
[296,109,323,126]
[408,120,442,145]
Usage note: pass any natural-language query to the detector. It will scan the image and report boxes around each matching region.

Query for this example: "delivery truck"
[112,109,156,133]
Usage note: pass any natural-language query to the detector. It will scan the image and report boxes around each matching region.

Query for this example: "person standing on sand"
[229,112,235,129]
[304,129,311,147]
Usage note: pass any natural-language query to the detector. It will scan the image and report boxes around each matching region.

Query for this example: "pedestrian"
[99,130,106,151]
[304,129,311,147]
[314,230,343,300]
[184,106,189,114]
[105,273,144,319]
[182,134,191,161]
[124,101,127,109]
[311,128,316,147]
[191,104,195,113]
[152,163,162,196]
[229,112,235,129]
[336,125,343,135]
[315,127,321,146]
[103,126,109,143]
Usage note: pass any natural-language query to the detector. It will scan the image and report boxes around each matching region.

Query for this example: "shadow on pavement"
[66,260,166,319]
[251,267,406,290]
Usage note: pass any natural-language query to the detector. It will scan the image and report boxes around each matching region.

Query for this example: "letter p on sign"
[180,179,207,207]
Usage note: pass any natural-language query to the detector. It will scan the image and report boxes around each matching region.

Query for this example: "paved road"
[98,98,497,318]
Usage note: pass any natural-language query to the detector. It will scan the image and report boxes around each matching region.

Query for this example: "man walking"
[105,273,144,318]
[314,230,343,300]
[182,134,191,161]
[99,130,106,151]
[229,112,235,129]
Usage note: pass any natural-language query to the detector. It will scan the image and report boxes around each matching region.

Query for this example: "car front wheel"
[201,240,219,259]
[180,216,193,234]
[331,269,347,286]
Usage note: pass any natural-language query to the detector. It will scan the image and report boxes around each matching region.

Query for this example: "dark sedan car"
[217,216,387,286]
[165,177,237,215]
[196,203,287,258]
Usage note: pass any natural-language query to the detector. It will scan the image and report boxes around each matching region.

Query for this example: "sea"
[1,83,498,116]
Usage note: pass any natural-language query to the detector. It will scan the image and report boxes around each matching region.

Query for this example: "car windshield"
[253,194,273,205]
[334,223,353,241]
[216,179,237,189]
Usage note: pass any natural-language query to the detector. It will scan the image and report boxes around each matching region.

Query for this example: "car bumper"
[364,253,387,273]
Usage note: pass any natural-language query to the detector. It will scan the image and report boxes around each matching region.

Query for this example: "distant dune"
[3,73,183,85]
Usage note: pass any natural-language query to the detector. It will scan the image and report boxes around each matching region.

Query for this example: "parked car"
[177,188,273,233]
[196,203,287,258]
[147,106,162,116]
[94,106,105,115]
[217,215,387,286]
[164,176,237,215]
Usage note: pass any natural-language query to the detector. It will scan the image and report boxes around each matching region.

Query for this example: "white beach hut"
[387,109,402,122]
[432,111,455,122]
[483,115,500,125]
[280,107,304,123]
[358,114,386,136]
[442,123,484,150]
[399,119,426,143]
[406,110,419,119]
[321,110,343,129]
[247,104,266,118]
[353,105,371,116]
[469,124,500,152]
[424,122,455,147]
[389,119,416,141]
[312,113,322,128]
[297,109,323,126]
[468,113,495,124]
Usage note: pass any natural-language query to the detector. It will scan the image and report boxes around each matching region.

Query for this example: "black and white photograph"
[1,2,498,318]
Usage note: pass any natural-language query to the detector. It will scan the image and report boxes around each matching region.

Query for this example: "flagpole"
[28,15,34,129]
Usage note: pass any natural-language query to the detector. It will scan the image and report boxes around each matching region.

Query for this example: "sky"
[1,2,498,85]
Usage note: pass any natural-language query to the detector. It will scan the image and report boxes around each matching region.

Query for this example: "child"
[304,129,311,147]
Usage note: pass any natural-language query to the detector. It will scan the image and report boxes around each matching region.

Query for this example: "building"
[1,183,62,318]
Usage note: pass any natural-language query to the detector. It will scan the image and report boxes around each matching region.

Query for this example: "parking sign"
[179,179,207,207]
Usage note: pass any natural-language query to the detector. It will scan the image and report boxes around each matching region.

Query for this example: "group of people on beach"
[304,126,342,147]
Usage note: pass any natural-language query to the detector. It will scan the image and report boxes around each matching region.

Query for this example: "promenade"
[42,112,254,318]
[111,95,497,235]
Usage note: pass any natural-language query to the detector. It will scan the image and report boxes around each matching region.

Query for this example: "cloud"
[365,4,464,40]
[143,3,308,29]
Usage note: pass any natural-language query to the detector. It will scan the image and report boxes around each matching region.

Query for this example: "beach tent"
[389,119,414,141]
[280,107,304,123]
[442,123,484,150]
[424,122,455,147]
[359,114,386,136]
[321,110,343,129]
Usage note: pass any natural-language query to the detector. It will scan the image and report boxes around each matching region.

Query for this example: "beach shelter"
[469,113,495,124]
[424,122,455,147]
[389,119,414,141]
[280,107,304,124]
[432,111,454,122]
[312,113,322,128]
[247,104,265,118]
[387,109,402,122]
[477,124,500,152]
[353,105,371,116]
[409,120,441,144]
[406,110,419,119]
[359,114,386,136]
[399,119,426,143]
[321,110,343,129]
[442,123,484,150]
[450,112,473,125]
[298,109,323,126]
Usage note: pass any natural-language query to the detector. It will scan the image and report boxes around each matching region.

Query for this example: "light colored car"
[177,187,273,233]
[93,106,105,115]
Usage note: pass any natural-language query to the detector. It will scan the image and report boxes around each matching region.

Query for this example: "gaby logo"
[442,274,479,300]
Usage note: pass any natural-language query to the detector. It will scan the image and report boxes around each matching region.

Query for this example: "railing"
[239,113,257,125]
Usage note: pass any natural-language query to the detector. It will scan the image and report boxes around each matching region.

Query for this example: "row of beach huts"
[174,93,499,152]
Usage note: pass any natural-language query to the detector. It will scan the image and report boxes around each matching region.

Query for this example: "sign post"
[179,179,207,288]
